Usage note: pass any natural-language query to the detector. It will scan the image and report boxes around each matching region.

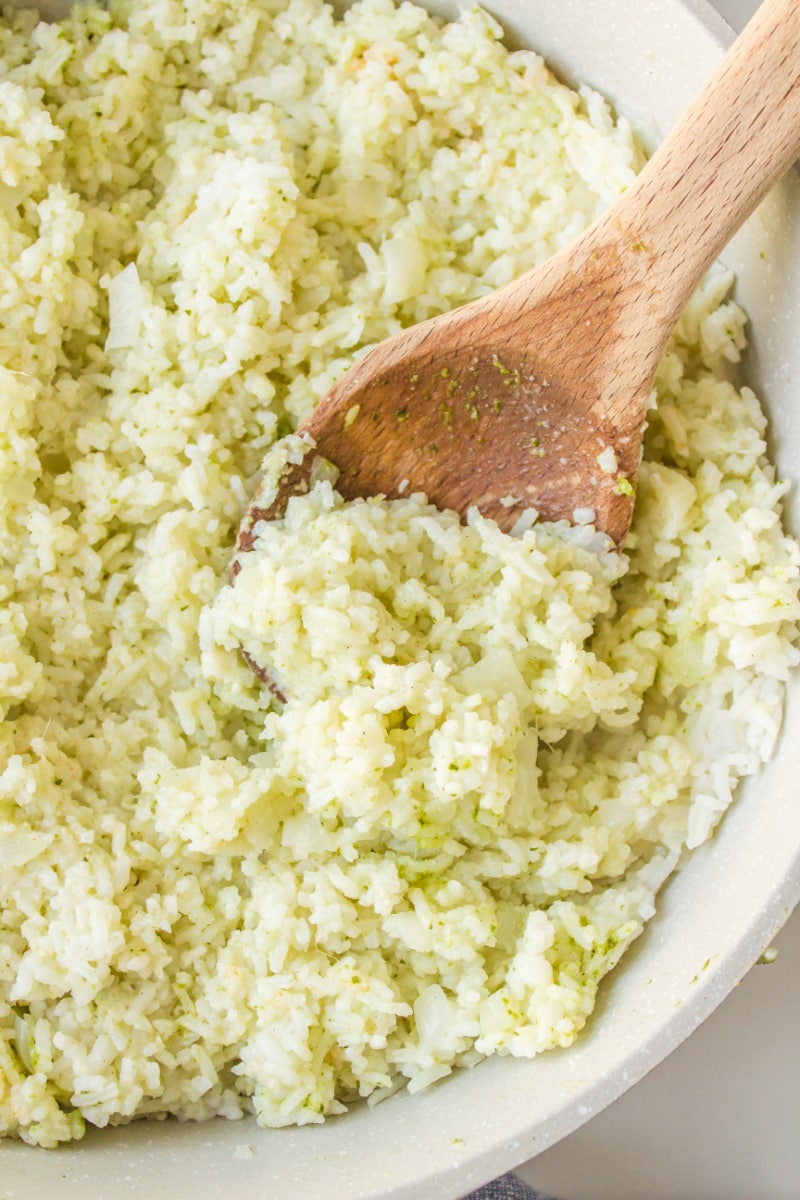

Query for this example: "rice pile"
[1,0,798,1148]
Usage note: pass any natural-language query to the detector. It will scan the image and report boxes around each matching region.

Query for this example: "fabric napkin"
[465,1173,554,1199]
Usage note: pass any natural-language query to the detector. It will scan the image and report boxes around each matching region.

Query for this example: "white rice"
[1,0,798,1148]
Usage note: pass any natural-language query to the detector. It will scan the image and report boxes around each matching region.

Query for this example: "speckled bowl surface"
[2,2,799,1198]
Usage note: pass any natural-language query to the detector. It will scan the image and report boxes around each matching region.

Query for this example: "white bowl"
[2,2,799,1197]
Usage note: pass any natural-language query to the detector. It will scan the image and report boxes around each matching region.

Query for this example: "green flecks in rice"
[1,0,799,1148]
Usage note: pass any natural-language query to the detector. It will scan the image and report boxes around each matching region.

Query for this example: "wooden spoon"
[237,0,800,560]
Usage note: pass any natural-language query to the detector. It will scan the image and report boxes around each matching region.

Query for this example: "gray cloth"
[465,1172,555,1200]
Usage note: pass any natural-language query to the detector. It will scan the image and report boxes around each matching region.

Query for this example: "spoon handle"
[612,0,800,322]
